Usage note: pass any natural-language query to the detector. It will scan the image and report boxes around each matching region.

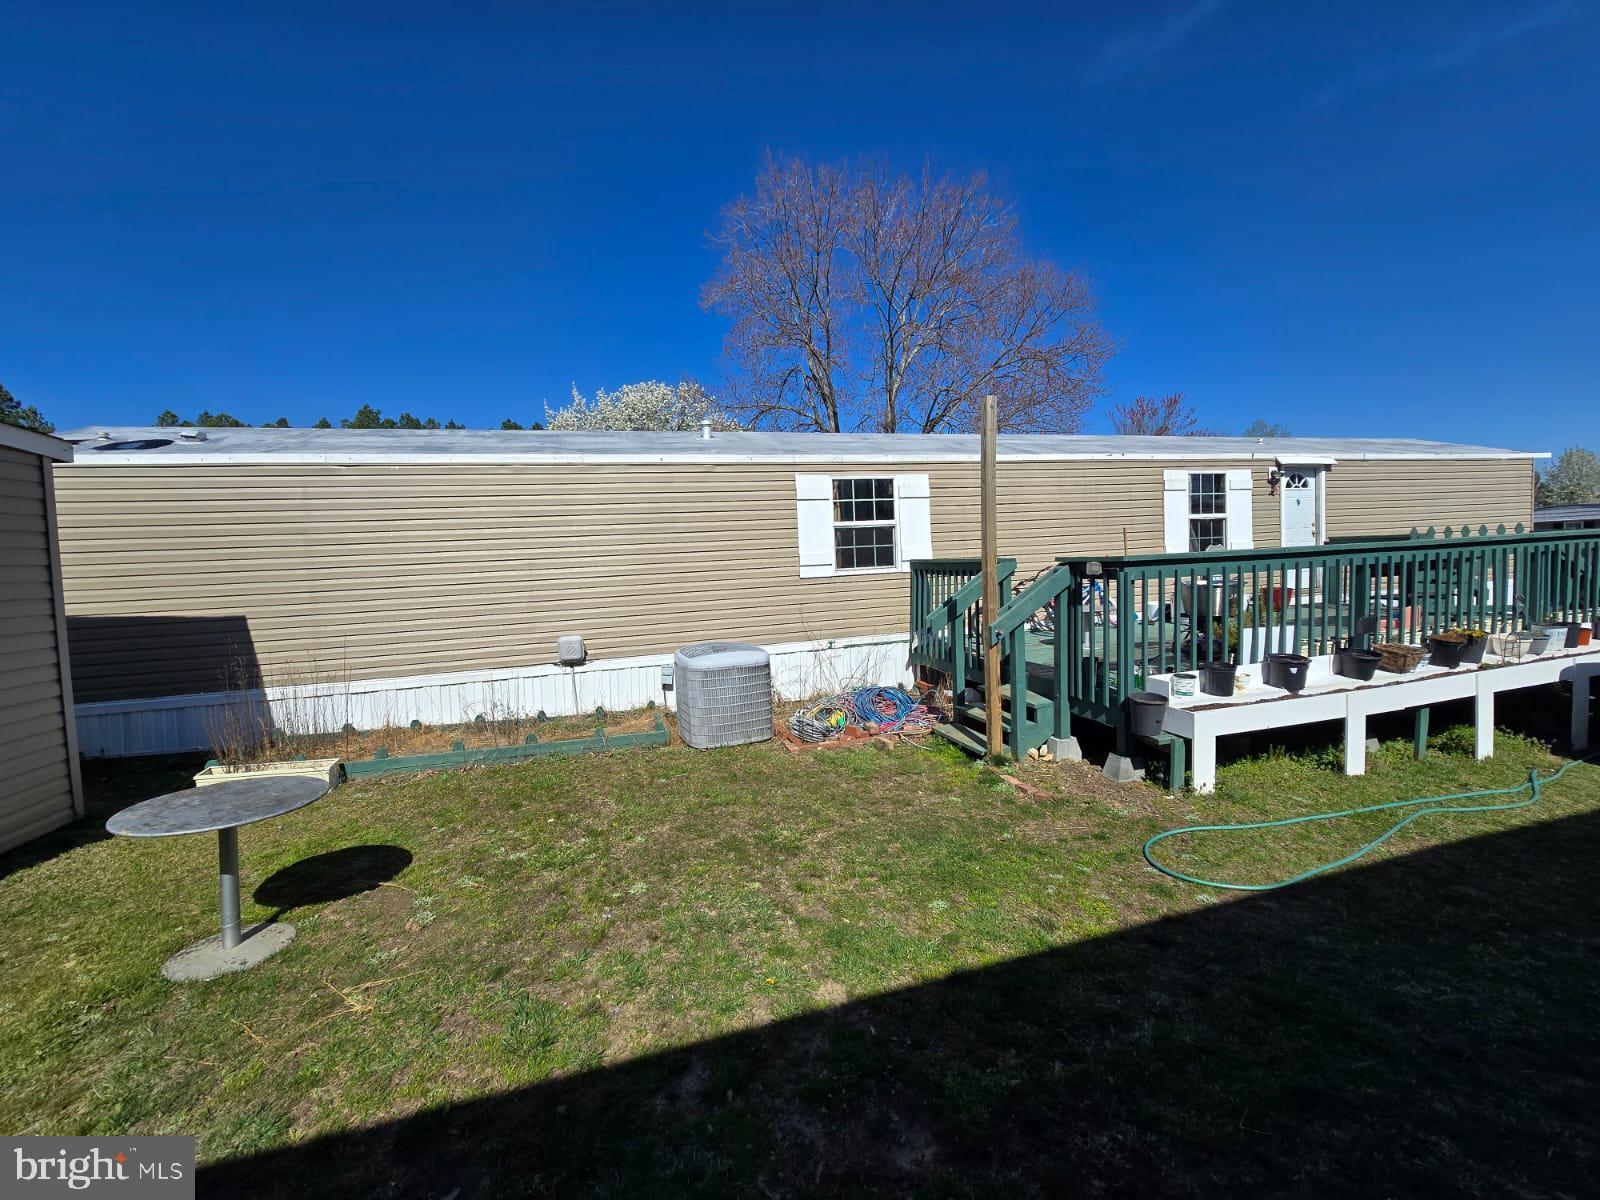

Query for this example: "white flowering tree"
[543,381,738,432]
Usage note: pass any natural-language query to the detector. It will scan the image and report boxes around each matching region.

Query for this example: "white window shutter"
[1162,470,1189,553]
[795,474,835,578]
[895,474,932,570]
[1226,470,1255,549]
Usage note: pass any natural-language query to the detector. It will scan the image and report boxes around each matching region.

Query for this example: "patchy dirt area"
[217,705,671,765]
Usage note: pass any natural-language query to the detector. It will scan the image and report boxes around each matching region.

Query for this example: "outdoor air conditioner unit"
[673,641,773,749]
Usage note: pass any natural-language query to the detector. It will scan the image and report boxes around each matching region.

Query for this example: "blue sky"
[3,1,1595,442]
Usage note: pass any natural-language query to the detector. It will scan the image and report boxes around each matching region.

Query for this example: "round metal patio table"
[107,775,331,981]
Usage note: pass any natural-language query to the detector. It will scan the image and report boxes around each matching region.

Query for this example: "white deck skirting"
[1154,645,1600,793]
[74,632,913,758]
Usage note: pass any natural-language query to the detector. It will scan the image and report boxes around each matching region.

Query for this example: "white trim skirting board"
[74,633,915,758]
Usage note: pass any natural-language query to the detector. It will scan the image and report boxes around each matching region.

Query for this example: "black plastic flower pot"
[1461,634,1487,664]
[1127,691,1169,740]
[1266,652,1310,693]
[1334,646,1381,681]
[1199,660,1236,697]
[1428,635,1467,670]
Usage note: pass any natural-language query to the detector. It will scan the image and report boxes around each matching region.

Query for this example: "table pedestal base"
[161,920,297,982]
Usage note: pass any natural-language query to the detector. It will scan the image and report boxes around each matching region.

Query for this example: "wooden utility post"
[980,394,1002,757]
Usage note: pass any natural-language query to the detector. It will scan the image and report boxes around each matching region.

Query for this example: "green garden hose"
[1143,753,1597,892]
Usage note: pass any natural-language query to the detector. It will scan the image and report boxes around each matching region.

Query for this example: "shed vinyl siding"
[0,446,78,852]
[52,455,1534,702]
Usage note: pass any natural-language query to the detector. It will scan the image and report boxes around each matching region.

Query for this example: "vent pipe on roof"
[699,417,712,441]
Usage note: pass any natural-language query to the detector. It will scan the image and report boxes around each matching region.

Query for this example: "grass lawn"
[3,716,1599,1197]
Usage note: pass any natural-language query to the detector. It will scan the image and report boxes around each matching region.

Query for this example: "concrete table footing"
[1102,753,1145,784]
[162,921,297,982]
[1046,735,1083,761]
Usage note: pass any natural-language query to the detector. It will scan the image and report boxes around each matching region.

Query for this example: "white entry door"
[1280,468,1322,546]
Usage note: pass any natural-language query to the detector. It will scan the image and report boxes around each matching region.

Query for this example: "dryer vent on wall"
[673,642,773,749]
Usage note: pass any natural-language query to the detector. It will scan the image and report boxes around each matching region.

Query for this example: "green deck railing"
[909,557,1015,704]
[917,524,1600,759]
[1037,524,1600,752]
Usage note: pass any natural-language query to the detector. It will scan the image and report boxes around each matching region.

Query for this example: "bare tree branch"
[1108,392,1217,436]
[703,157,1115,433]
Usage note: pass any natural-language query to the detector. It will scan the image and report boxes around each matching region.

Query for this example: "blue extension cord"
[851,686,919,729]
[1142,753,1597,892]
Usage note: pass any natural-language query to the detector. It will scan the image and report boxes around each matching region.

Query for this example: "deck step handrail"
[988,563,1076,643]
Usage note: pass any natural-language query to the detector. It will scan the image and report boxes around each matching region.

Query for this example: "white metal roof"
[0,422,74,462]
[55,426,1548,467]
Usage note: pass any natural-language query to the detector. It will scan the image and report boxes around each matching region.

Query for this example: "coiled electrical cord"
[788,686,937,741]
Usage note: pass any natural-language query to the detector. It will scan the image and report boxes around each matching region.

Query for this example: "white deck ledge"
[1150,645,1600,792]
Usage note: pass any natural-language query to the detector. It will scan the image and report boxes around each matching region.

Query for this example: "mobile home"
[50,427,1541,756]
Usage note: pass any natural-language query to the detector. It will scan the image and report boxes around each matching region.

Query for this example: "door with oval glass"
[1280,467,1322,546]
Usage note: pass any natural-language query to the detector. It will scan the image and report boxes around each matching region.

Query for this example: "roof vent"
[179,429,207,441]
[699,417,713,441]
[92,438,174,452]
[673,641,773,749]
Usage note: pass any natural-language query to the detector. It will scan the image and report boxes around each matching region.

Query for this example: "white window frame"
[1163,468,1254,553]
[1186,471,1228,552]
[795,473,932,578]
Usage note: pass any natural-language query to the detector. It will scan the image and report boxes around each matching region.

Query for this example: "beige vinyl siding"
[52,455,1533,702]
[1324,458,1534,539]
[0,446,77,852]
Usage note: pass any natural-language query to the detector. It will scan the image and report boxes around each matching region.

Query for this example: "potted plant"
[1442,626,1488,664]
[1427,630,1470,670]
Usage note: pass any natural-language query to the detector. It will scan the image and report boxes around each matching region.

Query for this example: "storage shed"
[50,427,1543,756]
[1,423,82,850]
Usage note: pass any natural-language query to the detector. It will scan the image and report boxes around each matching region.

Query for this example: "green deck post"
[1114,588,1135,757]
[948,601,964,699]
[1414,706,1430,760]
[1008,625,1027,760]
[1054,572,1072,741]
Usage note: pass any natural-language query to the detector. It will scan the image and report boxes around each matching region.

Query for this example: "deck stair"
[934,681,1056,757]
[909,558,1064,760]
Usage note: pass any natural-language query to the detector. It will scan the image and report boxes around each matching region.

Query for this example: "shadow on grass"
[200,808,1600,1198]
[0,754,210,885]
[253,845,412,909]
